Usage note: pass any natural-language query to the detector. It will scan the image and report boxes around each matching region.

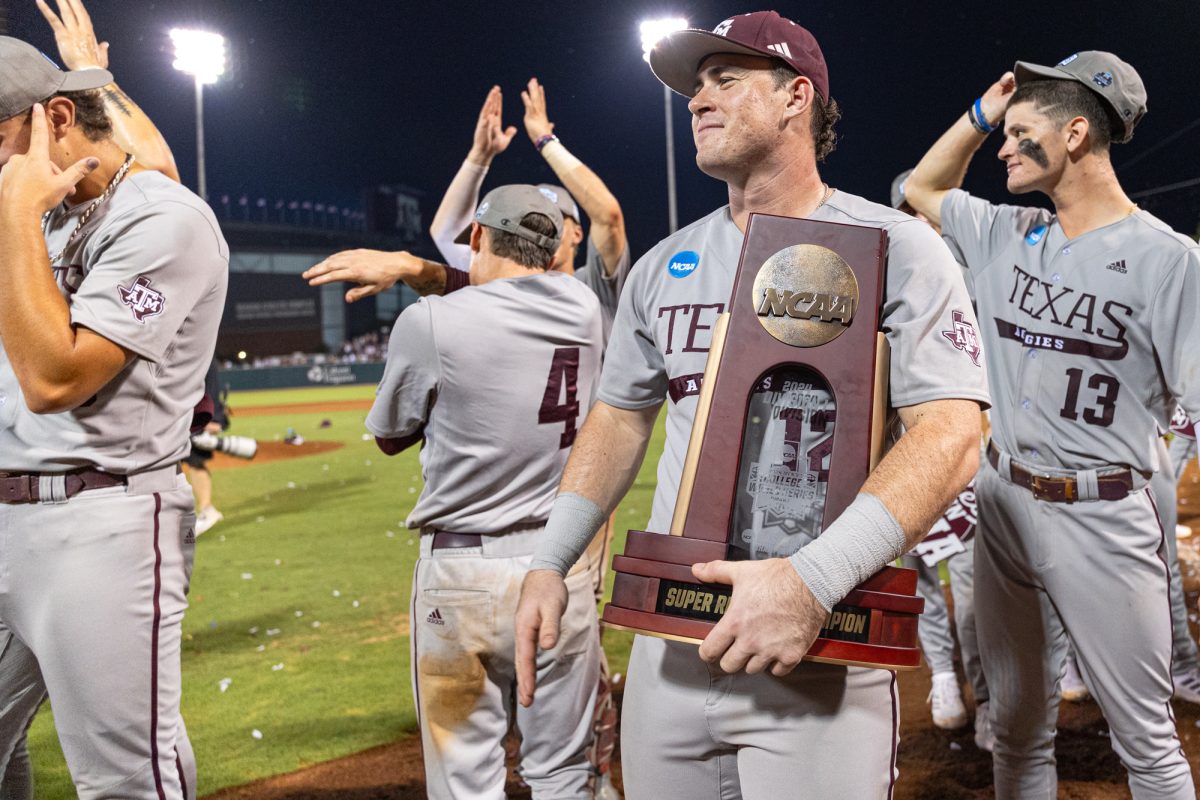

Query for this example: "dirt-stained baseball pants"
[411,527,599,800]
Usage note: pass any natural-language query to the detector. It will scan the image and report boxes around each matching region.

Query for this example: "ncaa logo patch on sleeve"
[667,250,700,279]
[1025,225,1048,246]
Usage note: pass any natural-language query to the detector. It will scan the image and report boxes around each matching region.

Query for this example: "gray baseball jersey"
[606,192,988,798]
[940,189,1200,472]
[0,169,224,800]
[0,170,229,472]
[367,271,602,534]
[943,188,1197,797]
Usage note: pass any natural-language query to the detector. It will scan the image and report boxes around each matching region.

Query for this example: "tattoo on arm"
[102,87,134,118]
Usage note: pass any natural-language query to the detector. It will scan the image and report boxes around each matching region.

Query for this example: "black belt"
[986,442,1136,503]
[430,531,483,550]
[0,468,126,505]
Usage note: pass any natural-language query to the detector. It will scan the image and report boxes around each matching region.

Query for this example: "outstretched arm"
[904,72,1015,228]
[521,78,626,275]
[38,0,180,182]
[429,86,517,269]
[303,249,457,302]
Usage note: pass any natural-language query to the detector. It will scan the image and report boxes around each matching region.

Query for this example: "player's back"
[412,272,602,533]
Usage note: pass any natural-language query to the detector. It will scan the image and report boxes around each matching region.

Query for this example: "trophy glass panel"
[729,365,835,561]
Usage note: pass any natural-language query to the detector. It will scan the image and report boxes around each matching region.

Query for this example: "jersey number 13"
[1059,368,1120,428]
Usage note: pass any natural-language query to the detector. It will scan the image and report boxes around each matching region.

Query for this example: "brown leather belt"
[430,531,484,550]
[0,468,126,505]
[986,443,1135,503]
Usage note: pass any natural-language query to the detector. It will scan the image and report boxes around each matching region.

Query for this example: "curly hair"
[53,89,113,142]
[772,63,841,161]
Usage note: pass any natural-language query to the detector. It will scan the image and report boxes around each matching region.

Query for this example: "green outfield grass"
[28,384,663,798]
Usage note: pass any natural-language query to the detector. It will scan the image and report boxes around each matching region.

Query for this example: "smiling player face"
[997,101,1065,196]
[688,53,789,182]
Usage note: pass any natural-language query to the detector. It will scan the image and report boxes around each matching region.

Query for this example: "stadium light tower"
[640,17,688,233]
[170,29,226,202]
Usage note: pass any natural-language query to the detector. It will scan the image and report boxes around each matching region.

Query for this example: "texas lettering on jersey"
[995,263,1132,360]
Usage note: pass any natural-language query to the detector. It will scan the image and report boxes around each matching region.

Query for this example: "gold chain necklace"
[42,153,135,264]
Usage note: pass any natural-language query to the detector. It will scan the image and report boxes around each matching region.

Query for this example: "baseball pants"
[411,527,600,800]
[0,470,196,800]
[620,634,898,800]
[975,460,1193,799]
[903,536,987,704]
[1150,439,1200,673]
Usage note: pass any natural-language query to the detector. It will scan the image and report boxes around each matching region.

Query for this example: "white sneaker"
[974,701,996,752]
[1060,656,1090,702]
[928,671,969,730]
[195,506,224,536]
[1177,524,1193,539]
[595,774,623,800]
[1173,665,1200,705]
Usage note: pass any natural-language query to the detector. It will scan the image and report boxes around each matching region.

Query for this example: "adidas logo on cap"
[427,608,445,626]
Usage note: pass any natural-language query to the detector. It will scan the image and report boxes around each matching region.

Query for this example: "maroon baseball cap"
[649,11,829,100]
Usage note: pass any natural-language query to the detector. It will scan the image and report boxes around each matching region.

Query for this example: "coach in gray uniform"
[905,53,1197,798]
[0,37,227,800]
[514,12,988,798]
[367,184,603,799]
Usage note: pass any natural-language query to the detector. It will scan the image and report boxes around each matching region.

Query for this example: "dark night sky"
[7,0,1199,259]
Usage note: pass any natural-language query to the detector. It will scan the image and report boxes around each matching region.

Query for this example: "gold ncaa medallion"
[752,244,859,347]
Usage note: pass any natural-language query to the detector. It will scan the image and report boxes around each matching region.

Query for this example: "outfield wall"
[220,363,384,391]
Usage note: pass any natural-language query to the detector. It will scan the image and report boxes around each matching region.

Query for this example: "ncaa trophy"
[600,213,924,669]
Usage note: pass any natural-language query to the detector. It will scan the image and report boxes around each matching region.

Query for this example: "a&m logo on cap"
[118,275,166,323]
[667,250,700,278]
[712,18,735,36]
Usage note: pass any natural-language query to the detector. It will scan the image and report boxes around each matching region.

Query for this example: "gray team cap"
[1013,51,1146,143]
[453,183,563,252]
[0,36,112,121]
[535,183,580,224]
[890,169,913,210]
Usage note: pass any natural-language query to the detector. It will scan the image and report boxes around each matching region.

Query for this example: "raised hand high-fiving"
[36,0,110,70]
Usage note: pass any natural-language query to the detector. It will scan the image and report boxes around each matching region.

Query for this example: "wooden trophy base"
[600,531,924,670]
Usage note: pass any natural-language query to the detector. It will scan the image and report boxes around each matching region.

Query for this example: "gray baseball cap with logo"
[0,36,112,121]
[1013,51,1146,143]
[535,183,580,224]
[454,184,563,254]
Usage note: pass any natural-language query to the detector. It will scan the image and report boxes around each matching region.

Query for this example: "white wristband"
[539,139,583,174]
[530,492,606,576]
[788,492,907,612]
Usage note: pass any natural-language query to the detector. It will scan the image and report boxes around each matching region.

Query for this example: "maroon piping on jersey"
[887,671,899,799]
[176,749,187,799]
[1145,489,1187,758]
[150,492,167,800]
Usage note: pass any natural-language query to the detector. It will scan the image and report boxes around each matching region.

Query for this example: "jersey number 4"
[1060,368,1120,428]
[540,347,581,449]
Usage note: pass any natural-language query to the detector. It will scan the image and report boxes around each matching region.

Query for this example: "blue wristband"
[972,97,996,134]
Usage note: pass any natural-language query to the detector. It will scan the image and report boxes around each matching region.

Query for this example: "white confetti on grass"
[332,590,341,598]
[255,645,266,653]
[352,600,360,608]
[218,678,232,693]
[266,628,281,636]
[272,663,285,671]
[295,610,304,617]
[311,621,321,628]
[241,573,253,580]
[361,433,371,441]
[251,729,263,740]
[248,627,259,635]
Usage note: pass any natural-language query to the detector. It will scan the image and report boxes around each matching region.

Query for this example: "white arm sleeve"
[429,159,487,271]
